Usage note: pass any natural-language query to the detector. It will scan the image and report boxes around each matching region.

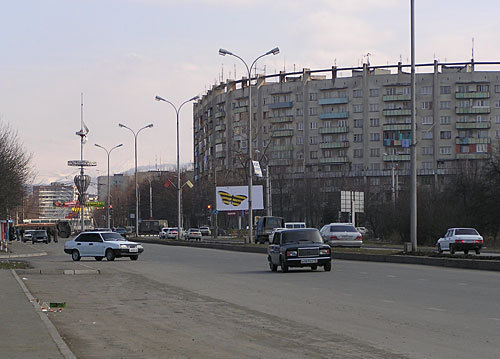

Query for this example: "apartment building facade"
[193,60,500,221]
[32,182,76,219]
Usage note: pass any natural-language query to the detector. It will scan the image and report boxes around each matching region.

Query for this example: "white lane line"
[487,317,500,321]
[457,282,468,286]
[427,307,446,312]
[359,271,368,274]
[382,299,395,303]
[417,278,428,281]
[386,275,397,278]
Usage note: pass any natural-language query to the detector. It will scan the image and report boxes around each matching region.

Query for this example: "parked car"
[159,227,170,239]
[436,228,483,254]
[356,227,369,236]
[64,231,144,261]
[185,228,202,240]
[268,228,332,272]
[255,216,285,244]
[319,223,363,247]
[199,226,211,236]
[24,229,49,244]
[113,227,128,238]
[166,227,182,239]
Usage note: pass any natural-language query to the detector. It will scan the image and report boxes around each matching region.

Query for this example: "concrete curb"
[135,238,500,272]
[0,252,47,259]
[11,269,77,359]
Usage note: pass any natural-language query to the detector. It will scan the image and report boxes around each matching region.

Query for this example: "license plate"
[301,258,318,264]
[129,248,138,253]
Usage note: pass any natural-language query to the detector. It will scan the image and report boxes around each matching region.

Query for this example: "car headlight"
[319,248,330,256]
[120,244,128,249]
[137,245,143,249]
[286,250,297,257]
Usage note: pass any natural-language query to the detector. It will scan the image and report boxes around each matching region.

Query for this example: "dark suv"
[268,228,332,272]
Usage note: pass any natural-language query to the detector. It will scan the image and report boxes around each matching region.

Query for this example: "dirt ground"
[22,270,407,359]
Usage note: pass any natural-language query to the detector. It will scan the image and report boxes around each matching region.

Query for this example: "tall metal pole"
[266,164,272,216]
[218,47,279,243]
[95,144,122,229]
[154,95,199,240]
[410,0,418,251]
[119,123,153,237]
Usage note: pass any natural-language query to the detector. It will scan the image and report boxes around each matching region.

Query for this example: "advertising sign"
[216,185,264,211]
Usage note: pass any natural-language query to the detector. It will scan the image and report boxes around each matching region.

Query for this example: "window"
[309,93,317,101]
[496,130,500,139]
[494,100,500,108]
[353,104,363,113]
[422,116,433,125]
[309,136,318,145]
[422,131,433,139]
[422,146,433,155]
[369,103,379,112]
[460,145,470,153]
[296,151,304,159]
[353,149,363,158]
[353,89,363,98]
[421,86,432,95]
[422,162,433,170]
[369,177,380,185]
[440,116,451,125]
[439,146,451,155]
[440,101,451,110]
[477,144,488,153]
[324,120,333,128]
[296,136,303,145]
[477,84,489,92]
[495,115,500,124]
[310,151,318,159]
[354,119,363,128]
[370,148,380,157]
[338,120,348,127]
[369,118,379,127]
[296,108,303,116]
[369,88,379,97]
[474,99,489,107]
[310,122,317,129]
[353,134,363,142]
[440,131,451,139]
[297,122,303,131]
[440,86,451,94]
[370,133,380,141]
[422,101,432,110]
[495,85,500,93]
[402,87,410,95]
[309,107,317,116]
[478,130,489,138]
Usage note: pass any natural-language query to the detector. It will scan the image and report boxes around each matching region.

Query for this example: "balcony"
[233,106,248,114]
[319,141,349,149]
[271,129,294,137]
[268,101,293,109]
[215,151,226,158]
[383,109,412,116]
[269,159,292,166]
[318,112,349,119]
[455,107,491,114]
[383,124,412,131]
[215,124,226,131]
[215,111,225,118]
[383,154,410,162]
[455,92,490,99]
[319,157,350,164]
[271,144,294,151]
[270,116,294,123]
[318,97,349,105]
[382,94,411,101]
[455,121,491,129]
[456,153,490,160]
[215,136,225,144]
[319,127,349,134]
[455,137,491,145]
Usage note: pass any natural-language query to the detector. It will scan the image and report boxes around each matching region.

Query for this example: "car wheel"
[105,249,115,261]
[475,249,481,255]
[130,255,139,261]
[32,240,35,244]
[464,249,469,255]
[281,258,289,273]
[44,240,48,244]
[311,265,318,271]
[437,244,443,254]
[449,244,455,255]
[324,262,332,272]
[71,250,81,261]
[94,256,103,261]
[268,257,277,272]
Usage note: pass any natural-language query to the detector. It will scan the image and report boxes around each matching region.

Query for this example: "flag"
[164,180,172,188]
[186,180,194,188]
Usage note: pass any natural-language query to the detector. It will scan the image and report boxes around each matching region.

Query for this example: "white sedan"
[436,228,483,255]
[64,231,144,261]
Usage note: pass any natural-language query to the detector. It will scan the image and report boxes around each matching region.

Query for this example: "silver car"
[64,231,144,261]
[320,223,363,247]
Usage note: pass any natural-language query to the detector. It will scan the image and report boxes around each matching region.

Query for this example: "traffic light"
[207,204,211,210]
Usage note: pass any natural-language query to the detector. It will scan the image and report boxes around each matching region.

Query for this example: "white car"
[437,228,483,255]
[185,228,202,240]
[159,227,170,239]
[319,223,363,247]
[64,231,144,261]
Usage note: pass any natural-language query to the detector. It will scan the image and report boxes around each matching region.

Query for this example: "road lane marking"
[382,299,395,303]
[457,282,468,286]
[426,307,446,312]
[386,275,397,278]
[487,317,500,321]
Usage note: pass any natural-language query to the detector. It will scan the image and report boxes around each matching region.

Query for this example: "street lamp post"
[219,46,280,243]
[118,123,153,237]
[154,95,199,240]
[95,143,123,228]
[255,150,272,216]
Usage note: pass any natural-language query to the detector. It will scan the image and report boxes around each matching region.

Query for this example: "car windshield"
[102,233,126,241]
[282,230,323,244]
[331,225,357,232]
[455,229,479,235]
[33,230,47,235]
[266,218,283,228]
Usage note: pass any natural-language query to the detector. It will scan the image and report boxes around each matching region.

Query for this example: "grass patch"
[0,261,30,270]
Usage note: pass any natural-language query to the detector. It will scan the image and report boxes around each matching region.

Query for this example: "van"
[255,216,285,244]
[285,222,306,229]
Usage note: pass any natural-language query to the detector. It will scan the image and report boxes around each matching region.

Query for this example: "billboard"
[216,185,264,211]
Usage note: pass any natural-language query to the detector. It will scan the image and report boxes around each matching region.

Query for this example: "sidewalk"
[0,240,47,259]
[0,270,64,358]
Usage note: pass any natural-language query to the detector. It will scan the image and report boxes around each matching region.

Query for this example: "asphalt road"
[22,240,500,358]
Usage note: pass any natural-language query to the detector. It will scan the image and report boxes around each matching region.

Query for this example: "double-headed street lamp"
[119,123,153,237]
[95,143,123,228]
[154,95,199,240]
[218,46,280,243]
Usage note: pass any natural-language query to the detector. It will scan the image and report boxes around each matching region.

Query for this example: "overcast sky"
[1,0,500,187]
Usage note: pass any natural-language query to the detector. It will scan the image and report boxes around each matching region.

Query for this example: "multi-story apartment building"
[32,182,76,219]
[193,60,500,223]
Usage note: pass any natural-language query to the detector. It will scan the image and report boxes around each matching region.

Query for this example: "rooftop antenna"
[221,63,224,82]
[365,52,372,66]
[472,37,475,60]
[334,58,337,66]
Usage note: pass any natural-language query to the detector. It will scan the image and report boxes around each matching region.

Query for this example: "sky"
[1,0,500,188]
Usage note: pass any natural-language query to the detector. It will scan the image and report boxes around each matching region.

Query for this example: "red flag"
[164,180,171,188]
